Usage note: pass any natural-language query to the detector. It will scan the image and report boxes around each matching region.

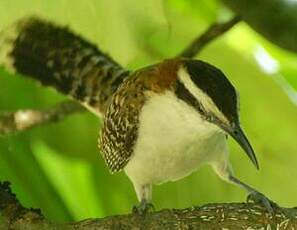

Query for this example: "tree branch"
[1,181,297,230]
[0,101,85,135]
[178,15,241,58]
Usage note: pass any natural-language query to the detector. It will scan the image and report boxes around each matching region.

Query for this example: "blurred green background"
[1,0,297,223]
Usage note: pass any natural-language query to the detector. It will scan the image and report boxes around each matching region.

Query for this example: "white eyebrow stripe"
[177,66,229,124]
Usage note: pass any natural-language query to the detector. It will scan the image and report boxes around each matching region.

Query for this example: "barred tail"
[0,17,129,115]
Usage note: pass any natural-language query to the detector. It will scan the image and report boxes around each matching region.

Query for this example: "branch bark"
[1,181,297,230]
[221,0,297,53]
[178,16,241,58]
[0,101,85,135]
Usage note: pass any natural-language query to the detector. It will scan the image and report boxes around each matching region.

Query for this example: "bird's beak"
[212,117,259,169]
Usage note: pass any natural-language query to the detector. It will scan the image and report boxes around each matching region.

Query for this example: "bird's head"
[174,59,259,169]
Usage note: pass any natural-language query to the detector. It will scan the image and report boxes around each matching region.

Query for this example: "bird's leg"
[228,175,276,213]
[229,171,296,218]
[132,184,154,215]
[211,160,277,213]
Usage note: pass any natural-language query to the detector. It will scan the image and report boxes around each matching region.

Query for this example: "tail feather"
[0,17,129,115]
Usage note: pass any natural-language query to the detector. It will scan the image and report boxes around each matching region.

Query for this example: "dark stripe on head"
[183,60,239,123]
[175,79,206,117]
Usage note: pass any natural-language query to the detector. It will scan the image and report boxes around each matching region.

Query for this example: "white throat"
[124,90,229,192]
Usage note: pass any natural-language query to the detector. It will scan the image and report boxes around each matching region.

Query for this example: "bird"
[0,17,275,213]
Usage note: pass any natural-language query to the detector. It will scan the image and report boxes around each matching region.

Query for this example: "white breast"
[124,91,229,187]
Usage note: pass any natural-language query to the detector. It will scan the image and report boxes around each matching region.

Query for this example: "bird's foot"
[132,200,155,215]
[247,191,277,214]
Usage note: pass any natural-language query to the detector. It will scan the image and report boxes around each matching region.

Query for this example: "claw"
[132,200,155,215]
[247,191,276,214]
[246,191,295,218]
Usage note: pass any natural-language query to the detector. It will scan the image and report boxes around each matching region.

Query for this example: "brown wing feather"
[99,72,146,173]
